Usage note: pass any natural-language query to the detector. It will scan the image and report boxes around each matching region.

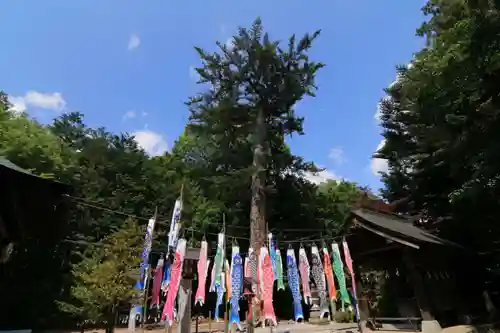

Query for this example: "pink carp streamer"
[261,247,277,326]
[161,239,186,325]
[342,238,360,319]
[195,240,209,306]
[225,259,231,301]
[150,258,164,308]
[259,247,270,295]
[298,248,312,304]
[342,239,356,294]
[244,255,250,278]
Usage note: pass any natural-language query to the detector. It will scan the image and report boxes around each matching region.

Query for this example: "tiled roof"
[0,156,70,189]
[351,208,458,247]
[0,156,36,176]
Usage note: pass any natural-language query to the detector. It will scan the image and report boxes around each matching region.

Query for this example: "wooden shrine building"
[0,156,72,263]
[0,157,72,329]
[347,196,483,332]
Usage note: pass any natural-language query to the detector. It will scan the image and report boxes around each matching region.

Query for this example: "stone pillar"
[403,249,441,333]
[177,278,193,333]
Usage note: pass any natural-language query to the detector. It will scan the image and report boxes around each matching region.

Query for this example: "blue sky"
[0,1,425,191]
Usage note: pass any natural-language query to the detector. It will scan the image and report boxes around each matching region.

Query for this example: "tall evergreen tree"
[377,0,500,306]
[187,18,324,251]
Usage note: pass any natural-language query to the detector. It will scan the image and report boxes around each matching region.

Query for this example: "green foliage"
[49,111,178,240]
[315,180,364,236]
[377,0,500,294]
[0,91,11,120]
[334,310,353,323]
[60,219,143,324]
[187,17,324,178]
[0,112,73,176]
[183,18,326,243]
[0,20,363,329]
[0,107,179,330]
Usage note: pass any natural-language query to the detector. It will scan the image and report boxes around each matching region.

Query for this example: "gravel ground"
[64,322,360,333]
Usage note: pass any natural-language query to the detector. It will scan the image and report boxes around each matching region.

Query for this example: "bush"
[334,311,353,323]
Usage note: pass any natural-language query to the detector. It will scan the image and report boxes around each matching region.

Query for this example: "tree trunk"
[250,106,267,252]
[105,304,117,333]
[250,107,267,326]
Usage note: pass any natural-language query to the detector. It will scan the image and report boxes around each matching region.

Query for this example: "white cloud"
[370,139,389,175]
[133,130,168,156]
[302,169,340,185]
[122,110,136,120]
[8,96,27,114]
[371,158,389,176]
[8,91,66,114]
[328,147,346,165]
[127,34,141,51]
[24,91,66,110]
[141,111,148,117]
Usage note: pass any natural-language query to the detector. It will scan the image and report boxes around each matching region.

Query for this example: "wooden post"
[402,249,433,321]
[403,248,441,333]
[141,265,152,328]
[177,278,193,333]
[208,311,212,333]
[224,302,229,333]
[330,299,337,322]
[354,280,366,333]
[355,280,369,321]
[246,310,254,333]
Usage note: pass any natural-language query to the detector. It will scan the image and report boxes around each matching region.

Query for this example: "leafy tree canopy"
[377,0,500,294]
[59,219,143,331]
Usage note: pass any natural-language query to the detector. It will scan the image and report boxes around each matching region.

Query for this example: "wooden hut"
[346,196,480,332]
[0,156,71,263]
